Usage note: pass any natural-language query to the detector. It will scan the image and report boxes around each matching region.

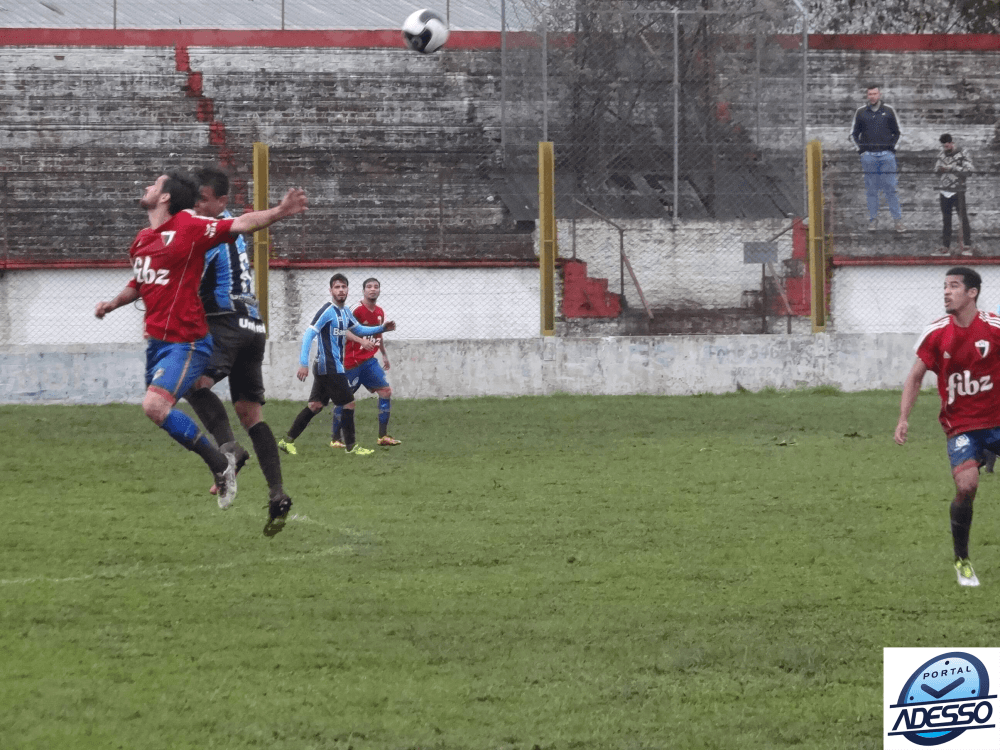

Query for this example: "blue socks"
[378,397,390,437]
[332,405,344,441]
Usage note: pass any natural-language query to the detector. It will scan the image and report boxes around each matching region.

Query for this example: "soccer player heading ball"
[95,172,306,514]
[895,266,1000,587]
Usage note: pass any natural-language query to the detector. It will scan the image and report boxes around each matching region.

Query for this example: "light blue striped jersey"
[199,209,261,320]
[300,302,386,375]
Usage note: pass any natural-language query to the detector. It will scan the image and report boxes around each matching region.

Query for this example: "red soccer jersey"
[343,301,384,369]
[126,211,236,342]
[915,311,1000,437]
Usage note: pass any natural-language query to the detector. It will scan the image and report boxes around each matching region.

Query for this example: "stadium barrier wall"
[0,334,933,405]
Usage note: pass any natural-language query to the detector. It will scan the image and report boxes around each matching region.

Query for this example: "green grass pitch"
[2,389,997,749]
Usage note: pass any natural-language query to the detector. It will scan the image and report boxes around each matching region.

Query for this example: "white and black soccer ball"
[401,9,449,54]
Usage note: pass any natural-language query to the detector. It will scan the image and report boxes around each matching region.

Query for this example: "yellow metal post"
[252,142,270,334]
[806,139,826,332]
[538,142,556,336]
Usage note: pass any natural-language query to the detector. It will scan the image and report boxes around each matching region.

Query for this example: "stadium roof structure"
[0,0,541,31]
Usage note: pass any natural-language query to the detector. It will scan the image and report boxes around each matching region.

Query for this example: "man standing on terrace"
[850,84,904,234]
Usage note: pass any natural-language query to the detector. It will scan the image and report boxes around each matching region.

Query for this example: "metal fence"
[500,0,810,333]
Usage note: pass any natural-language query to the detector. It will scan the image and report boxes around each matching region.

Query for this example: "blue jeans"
[860,151,902,222]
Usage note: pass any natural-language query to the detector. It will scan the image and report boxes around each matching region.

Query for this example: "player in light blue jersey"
[183,167,292,523]
[278,273,396,456]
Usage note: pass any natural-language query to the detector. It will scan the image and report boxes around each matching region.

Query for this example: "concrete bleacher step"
[0,46,524,264]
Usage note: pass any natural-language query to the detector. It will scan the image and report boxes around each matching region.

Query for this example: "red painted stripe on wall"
[0,259,540,271]
[808,34,1000,51]
[833,256,1000,266]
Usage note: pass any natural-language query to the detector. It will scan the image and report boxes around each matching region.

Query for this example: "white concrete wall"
[831,265,1000,334]
[0,333,930,405]
[555,217,796,310]
[1,267,540,346]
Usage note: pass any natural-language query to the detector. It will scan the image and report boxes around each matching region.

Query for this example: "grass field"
[2,389,998,749]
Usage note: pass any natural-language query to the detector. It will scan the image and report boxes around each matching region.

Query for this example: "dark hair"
[940,133,953,144]
[329,273,349,287]
[195,166,230,198]
[162,171,198,215]
[362,277,380,289]
[947,267,982,297]
[865,83,880,91]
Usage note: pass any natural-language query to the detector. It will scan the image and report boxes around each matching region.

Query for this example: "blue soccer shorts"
[144,335,213,403]
[946,426,1000,473]
[345,357,390,395]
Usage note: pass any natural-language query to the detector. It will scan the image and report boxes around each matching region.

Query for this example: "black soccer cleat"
[268,491,293,522]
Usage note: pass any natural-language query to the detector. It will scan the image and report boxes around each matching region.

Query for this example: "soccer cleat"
[867,219,877,232]
[210,444,251,495]
[377,435,402,446]
[330,439,346,449]
[895,221,906,233]
[213,447,238,510]
[345,445,374,456]
[955,558,980,587]
[268,490,293,522]
[278,438,297,455]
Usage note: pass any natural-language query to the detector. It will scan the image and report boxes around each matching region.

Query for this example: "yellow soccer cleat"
[345,445,374,456]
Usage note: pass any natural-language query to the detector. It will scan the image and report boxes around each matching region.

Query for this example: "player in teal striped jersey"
[278,274,395,455]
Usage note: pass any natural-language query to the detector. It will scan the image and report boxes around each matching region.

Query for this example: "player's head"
[330,273,349,304]
[140,171,198,215]
[944,266,981,314]
[940,133,955,152]
[362,277,381,301]
[865,85,880,105]
[194,167,230,217]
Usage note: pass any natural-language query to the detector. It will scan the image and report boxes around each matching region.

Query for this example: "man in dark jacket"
[850,85,904,233]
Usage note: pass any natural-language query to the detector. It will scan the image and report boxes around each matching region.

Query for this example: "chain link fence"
[13,5,991,344]
[0,37,538,347]
[500,0,809,333]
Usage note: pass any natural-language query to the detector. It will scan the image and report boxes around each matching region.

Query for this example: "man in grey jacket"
[935,133,974,256]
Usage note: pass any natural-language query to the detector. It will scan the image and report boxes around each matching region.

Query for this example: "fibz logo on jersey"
[884,648,999,749]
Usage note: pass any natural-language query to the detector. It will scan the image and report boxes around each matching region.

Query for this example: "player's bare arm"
[380,340,390,369]
[94,285,141,318]
[346,330,377,350]
[230,188,307,234]
[895,359,929,445]
[296,365,309,382]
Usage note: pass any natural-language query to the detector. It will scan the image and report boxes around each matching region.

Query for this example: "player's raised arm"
[231,188,307,234]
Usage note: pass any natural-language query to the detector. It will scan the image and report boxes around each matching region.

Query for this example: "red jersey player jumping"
[895,266,1000,586]
[95,172,307,514]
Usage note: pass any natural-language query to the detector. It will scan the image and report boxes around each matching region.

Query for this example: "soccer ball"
[401,9,449,54]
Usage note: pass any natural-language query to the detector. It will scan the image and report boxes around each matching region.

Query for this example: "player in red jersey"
[95,171,307,511]
[331,277,401,448]
[895,267,1000,587]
